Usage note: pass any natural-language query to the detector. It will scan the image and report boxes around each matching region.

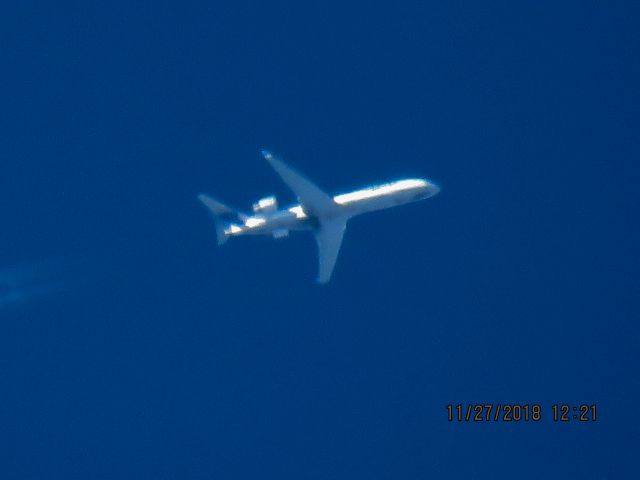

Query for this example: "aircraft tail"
[197,193,246,246]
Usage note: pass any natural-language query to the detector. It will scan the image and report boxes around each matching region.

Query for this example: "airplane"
[198,150,440,283]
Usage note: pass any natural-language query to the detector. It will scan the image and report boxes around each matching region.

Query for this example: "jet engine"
[252,195,278,214]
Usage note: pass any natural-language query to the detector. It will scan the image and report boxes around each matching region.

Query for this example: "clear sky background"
[1,1,638,478]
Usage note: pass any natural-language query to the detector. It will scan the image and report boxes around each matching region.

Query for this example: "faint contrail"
[0,260,70,309]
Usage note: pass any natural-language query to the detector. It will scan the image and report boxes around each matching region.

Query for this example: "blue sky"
[1,2,638,478]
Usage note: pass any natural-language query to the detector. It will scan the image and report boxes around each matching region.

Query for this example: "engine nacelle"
[252,195,278,214]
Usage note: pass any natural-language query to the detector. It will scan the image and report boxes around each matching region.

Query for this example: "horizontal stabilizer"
[198,194,233,217]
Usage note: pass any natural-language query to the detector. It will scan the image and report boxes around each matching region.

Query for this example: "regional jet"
[199,150,440,283]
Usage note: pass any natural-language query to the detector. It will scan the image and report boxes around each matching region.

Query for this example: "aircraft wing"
[262,150,338,217]
[314,218,347,283]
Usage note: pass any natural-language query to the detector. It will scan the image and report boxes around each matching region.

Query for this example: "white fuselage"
[225,178,439,238]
